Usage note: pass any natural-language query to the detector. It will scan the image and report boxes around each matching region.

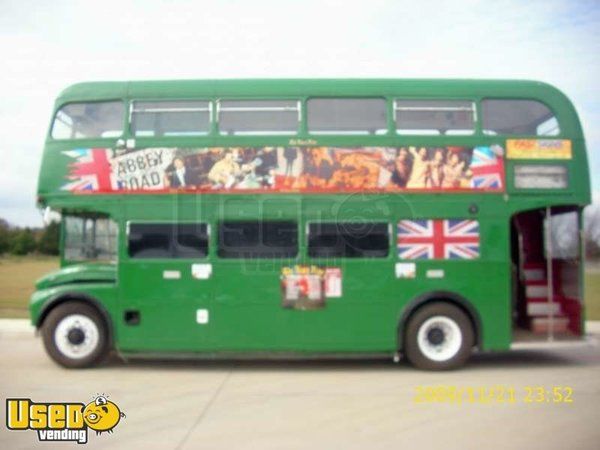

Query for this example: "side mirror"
[42,207,61,226]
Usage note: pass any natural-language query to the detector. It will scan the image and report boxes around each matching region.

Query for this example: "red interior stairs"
[523,262,570,334]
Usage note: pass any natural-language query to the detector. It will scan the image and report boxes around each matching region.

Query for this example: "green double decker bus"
[31,79,591,370]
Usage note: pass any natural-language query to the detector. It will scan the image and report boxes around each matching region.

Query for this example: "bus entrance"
[511,207,583,342]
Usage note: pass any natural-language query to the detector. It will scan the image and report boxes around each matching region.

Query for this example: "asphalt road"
[1,322,600,450]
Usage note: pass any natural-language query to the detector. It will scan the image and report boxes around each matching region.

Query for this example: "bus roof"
[56,78,571,104]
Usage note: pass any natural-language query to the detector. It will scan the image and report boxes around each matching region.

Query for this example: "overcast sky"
[1,0,598,227]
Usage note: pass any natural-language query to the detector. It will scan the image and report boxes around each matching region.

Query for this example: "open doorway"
[511,207,583,342]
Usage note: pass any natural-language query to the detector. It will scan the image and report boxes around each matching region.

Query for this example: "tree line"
[0,219,59,256]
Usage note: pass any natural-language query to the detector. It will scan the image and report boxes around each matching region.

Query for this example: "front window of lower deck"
[64,216,118,262]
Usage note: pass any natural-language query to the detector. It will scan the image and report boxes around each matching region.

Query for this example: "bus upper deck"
[38,79,589,204]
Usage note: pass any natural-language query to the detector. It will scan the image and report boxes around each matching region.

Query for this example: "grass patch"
[584,270,600,320]
[0,256,59,318]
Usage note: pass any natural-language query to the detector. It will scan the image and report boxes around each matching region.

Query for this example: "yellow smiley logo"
[82,395,125,434]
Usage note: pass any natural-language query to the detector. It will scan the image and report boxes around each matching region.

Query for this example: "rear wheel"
[41,302,109,368]
[404,302,474,370]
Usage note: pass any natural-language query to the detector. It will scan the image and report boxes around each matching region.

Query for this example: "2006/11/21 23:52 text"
[413,386,574,404]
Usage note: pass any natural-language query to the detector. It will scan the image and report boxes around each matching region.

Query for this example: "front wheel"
[404,302,474,370]
[41,302,109,368]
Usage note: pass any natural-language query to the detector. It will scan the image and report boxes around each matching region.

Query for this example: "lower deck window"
[218,221,298,258]
[128,223,208,258]
[545,210,580,260]
[64,216,118,261]
[308,223,390,258]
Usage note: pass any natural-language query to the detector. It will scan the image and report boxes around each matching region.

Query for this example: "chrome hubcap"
[54,314,99,359]
[417,316,462,362]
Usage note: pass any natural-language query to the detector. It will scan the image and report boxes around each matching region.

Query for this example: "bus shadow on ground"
[102,348,599,372]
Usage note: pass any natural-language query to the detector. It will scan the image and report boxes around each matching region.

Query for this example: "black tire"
[403,302,474,371]
[41,302,109,368]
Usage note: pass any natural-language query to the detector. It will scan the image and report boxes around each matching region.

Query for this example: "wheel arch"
[36,293,114,347]
[398,291,482,350]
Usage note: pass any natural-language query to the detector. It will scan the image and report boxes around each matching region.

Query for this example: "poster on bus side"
[61,145,505,193]
[281,265,342,310]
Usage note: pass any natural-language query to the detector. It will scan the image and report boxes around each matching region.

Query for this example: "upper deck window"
[481,99,560,136]
[307,98,387,135]
[394,100,475,135]
[131,101,211,137]
[51,101,124,139]
[218,100,299,135]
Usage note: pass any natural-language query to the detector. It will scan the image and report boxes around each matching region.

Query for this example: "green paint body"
[30,79,590,356]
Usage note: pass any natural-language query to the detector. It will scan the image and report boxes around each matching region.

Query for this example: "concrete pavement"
[1,321,600,450]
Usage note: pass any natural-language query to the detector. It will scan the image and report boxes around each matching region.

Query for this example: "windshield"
[64,216,118,262]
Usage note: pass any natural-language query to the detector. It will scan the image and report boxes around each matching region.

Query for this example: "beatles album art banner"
[61,145,505,193]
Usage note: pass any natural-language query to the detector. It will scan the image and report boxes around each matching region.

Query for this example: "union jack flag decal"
[62,148,115,192]
[470,146,505,190]
[397,219,480,260]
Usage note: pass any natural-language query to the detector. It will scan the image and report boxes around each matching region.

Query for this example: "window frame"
[306,221,393,259]
[62,215,119,263]
[544,209,581,260]
[306,97,390,136]
[126,221,211,260]
[480,97,561,137]
[393,98,477,136]
[50,99,127,141]
[50,94,566,141]
[129,99,213,137]
[216,99,302,136]
[216,220,299,259]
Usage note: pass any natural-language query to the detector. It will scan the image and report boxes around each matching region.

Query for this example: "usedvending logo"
[6,394,125,444]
